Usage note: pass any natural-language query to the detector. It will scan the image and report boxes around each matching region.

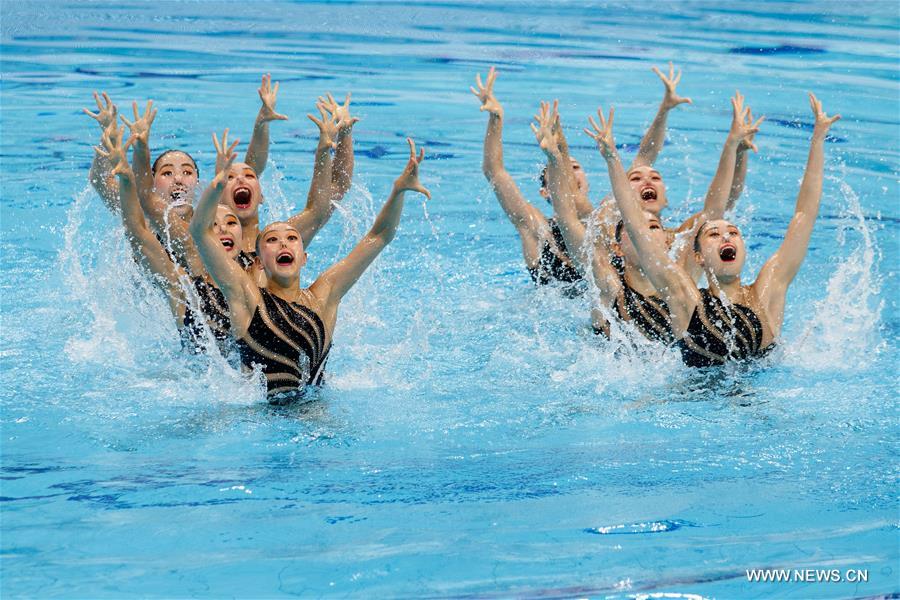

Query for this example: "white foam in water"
[329,179,377,256]
[258,157,292,223]
[328,180,427,391]
[60,185,267,406]
[329,312,428,392]
[783,177,884,370]
[62,186,138,368]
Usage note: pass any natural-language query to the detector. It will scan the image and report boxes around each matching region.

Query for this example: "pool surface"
[1,1,898,598]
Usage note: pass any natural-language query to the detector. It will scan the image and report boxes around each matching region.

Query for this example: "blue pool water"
[1,1,898,597]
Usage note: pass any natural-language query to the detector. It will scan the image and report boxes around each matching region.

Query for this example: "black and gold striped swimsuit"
[181,277,231,351]
[528,218,582,286]
[236,289,331,395]
[612,280,674,344]
[237,250,256,270]
[678,288,775,367]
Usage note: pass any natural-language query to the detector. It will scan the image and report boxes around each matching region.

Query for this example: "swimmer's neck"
[265,274,302,301]
[707,274,744,300]
[240,215,260,252]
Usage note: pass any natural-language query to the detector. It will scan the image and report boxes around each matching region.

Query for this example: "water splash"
[259,157,293,223]
[61,186,139,368]
[59,185,266,408]
[783,179,884,370]
[584,519,698,535]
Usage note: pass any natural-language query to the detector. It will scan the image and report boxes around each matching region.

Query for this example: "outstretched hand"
[584,106,617,159]
[212,142,237,188]
[257,73,288,123]
[308,102,339,150]
[552,112,571,157]
[729,91,765,151]
[737,108,761,153]
[809,92,840,134]
[652,61,692,110]
[212,128,240,174]
[84,91,117,130]
[318,92,359,132]
[95,121,134,177]
[119,99,157,146]
[470,66,503,117]
[393,138,430,199]
[530,100,562,160]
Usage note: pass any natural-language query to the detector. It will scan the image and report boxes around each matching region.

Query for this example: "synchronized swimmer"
[84,65,838,400]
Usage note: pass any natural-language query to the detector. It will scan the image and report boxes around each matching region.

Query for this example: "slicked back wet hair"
[152,149,199,177]
[693,221,709,253]
[255,222,301,257]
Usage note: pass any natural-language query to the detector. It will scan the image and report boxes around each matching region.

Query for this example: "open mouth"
[170,188,189,205]
[232,186,252,209]
[276,251,294,265]
[640,187,657,202]
[219,237,234,251]
[719,244,737,262]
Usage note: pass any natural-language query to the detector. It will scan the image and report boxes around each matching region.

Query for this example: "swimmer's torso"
[613,278,674,344]
[678,288,775,367]
[181,277,232,351]
[237,288,332,395]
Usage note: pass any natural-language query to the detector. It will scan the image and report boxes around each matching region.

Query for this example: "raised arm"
[673,93,763,282]
[586,107,699,331]
[472,67,544,258]
[97,123,188,317]
[243,74,288,176]
[536,103,620,320]
[286,103,339,247]
[754,94,840,327]
[631,62,692,169]
[589,64,691,237]
[190,149,258,335]
[84,91,121,213]
[727,120,758,213]
[534,102,588,264]
[551,113,595,220]
[675,92,763,234]
[319,92,359,202]
[119,99,186,252]
[119,99,157,207]
[312,139,430,307]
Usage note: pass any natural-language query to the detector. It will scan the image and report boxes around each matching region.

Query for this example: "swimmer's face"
[570,159,588,194]
[695,219,746,279]
[153,151,199,215]
[539,158,588,201]
[213,205,243,259]
[627,166,667,214]
[224,162,263,222]
[257,222,307,278]
[615,211,668,265]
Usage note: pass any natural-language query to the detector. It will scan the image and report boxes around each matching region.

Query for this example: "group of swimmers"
[475,64,838,366]
[84,66,839,400]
